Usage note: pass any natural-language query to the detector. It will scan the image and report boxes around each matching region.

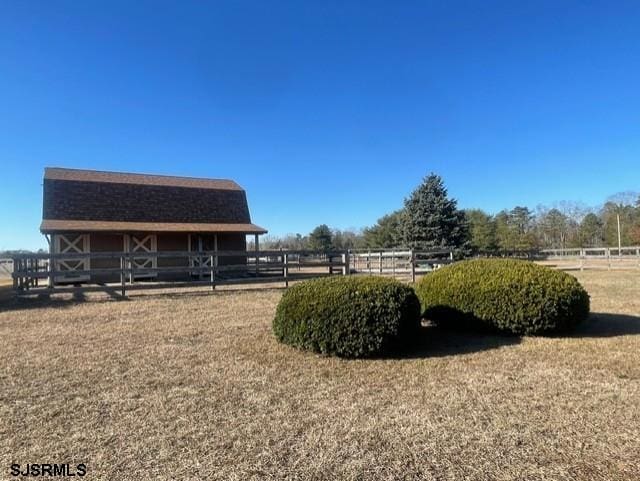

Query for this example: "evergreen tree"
[363,210,404,248]
[308,224,333,251]
[465,209,497,252]
[578,213,604,247]
[401,174,468,248]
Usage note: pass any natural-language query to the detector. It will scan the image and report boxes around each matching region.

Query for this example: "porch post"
[47,234,54,288]
[255,234,259,276]
[198,235,203,280]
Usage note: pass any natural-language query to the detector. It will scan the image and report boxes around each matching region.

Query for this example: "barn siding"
[55,232,250,284]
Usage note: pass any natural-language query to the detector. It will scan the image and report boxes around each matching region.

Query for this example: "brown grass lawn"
[1,271,639,480]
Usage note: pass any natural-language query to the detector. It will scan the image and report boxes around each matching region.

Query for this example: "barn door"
[189,235,216,278]
[126,234,157,279]
[54,234,90,283]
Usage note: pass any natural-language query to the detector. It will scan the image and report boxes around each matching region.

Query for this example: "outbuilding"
[40,167,267,283]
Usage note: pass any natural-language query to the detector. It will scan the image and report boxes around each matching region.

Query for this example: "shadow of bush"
[572,312,640,338]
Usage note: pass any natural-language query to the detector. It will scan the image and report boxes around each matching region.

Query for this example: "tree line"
[258,175,640,253]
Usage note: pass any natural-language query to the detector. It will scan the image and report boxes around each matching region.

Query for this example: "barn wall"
[216,234,247,267]
[89,233,123,283]
[157,233,190,281]
[51,231,253,284]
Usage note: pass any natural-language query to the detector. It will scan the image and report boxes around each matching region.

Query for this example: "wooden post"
[48,234,55,288]
[607,247,611,270]
[128,249,134,285]
[214,234,218,282]
[411,249,416,283]
[120,256,126,297]
[341,252,347,276]
[198,235,204,281]
[346,250,350,275]
[379,251,383,274]
[255,234,259,277]
[125,234,134,284]
[580,248,585,271]
[391,249,396,277]
[12,257,17,292]
[284,252,289,287]
[210,255,215,291]
[368,250,372,274]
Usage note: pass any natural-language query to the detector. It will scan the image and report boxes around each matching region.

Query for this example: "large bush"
[273,276,421,358]
[415,259,590,335]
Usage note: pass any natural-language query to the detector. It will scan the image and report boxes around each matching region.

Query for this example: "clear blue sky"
[1,1,639,250]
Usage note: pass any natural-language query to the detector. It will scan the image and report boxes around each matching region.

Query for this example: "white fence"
[350,248,454,281]
[540,247,640,270]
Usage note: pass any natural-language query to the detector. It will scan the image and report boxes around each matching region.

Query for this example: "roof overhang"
[41,220,268,235]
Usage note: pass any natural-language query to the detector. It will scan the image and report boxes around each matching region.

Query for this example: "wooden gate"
[54,234,90,283]
[126,234,157,279]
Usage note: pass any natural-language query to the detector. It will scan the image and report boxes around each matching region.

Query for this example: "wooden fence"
[540,246,640,270]
[11,250,350,297]
[349,248,454,282]
[10,247,455,297]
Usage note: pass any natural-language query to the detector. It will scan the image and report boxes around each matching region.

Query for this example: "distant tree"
[308,224,333,252]
[578,213,604,247]
[495,207,536,251]
[602,192,640,247]
[332,229,366,250]
[401,174,468,249]
[537,208,569,249]
[465,209,496,252]
[363,210,404,248]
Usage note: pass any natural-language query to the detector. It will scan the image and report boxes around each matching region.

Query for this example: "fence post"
[284,253,289,287]
[580,248,585,271]
[48,249,54,289]
[128,250,134,284]
[12,257,18,292]
[120,256,126,297]
[341,252,348,276]
[392,249,396,277]
[411,249,416,283]
[368,250,372,274]
[379,251,383,274]
[607,248,611,270]
[214,256,216,291]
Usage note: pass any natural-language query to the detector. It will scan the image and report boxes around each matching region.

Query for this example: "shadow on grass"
[0,287,128,313]
[572,312,640,338]
[389,322,522,359]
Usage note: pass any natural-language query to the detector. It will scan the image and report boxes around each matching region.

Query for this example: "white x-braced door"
[54,234,90,283]
[126,234,158,279]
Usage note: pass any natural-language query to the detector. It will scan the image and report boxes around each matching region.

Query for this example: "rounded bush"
[273,276,421,358]
[415,259,590,335]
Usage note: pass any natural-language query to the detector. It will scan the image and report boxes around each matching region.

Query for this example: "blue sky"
[1,1,639,250]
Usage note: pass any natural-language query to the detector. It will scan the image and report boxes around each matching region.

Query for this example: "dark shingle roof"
[41,167,267,234]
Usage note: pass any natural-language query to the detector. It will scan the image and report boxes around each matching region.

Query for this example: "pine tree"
[363,210,403,248]
[465,209,497,252]
[308,224,333,252]
[401,174,468,248]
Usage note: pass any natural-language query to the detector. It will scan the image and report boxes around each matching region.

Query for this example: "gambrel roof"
[41,167,267,234]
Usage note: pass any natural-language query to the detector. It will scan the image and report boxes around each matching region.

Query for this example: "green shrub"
[273,276,421,358]
[415,259,590,335]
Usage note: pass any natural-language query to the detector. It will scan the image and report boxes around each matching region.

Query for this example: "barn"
[40,167,267,284]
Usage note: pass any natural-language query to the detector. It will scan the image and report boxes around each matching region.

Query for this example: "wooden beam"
[255,234,259,276]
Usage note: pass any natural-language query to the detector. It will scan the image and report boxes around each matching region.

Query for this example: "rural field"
[1,270,639,480]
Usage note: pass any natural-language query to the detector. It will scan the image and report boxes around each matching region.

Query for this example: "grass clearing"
[1,270,639,480]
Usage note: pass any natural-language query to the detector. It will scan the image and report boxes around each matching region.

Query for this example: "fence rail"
[540,246,640,270]
[10,247,454,297]
[349,248,454,281]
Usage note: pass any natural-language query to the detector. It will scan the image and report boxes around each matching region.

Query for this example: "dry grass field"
[1,270,639,480]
